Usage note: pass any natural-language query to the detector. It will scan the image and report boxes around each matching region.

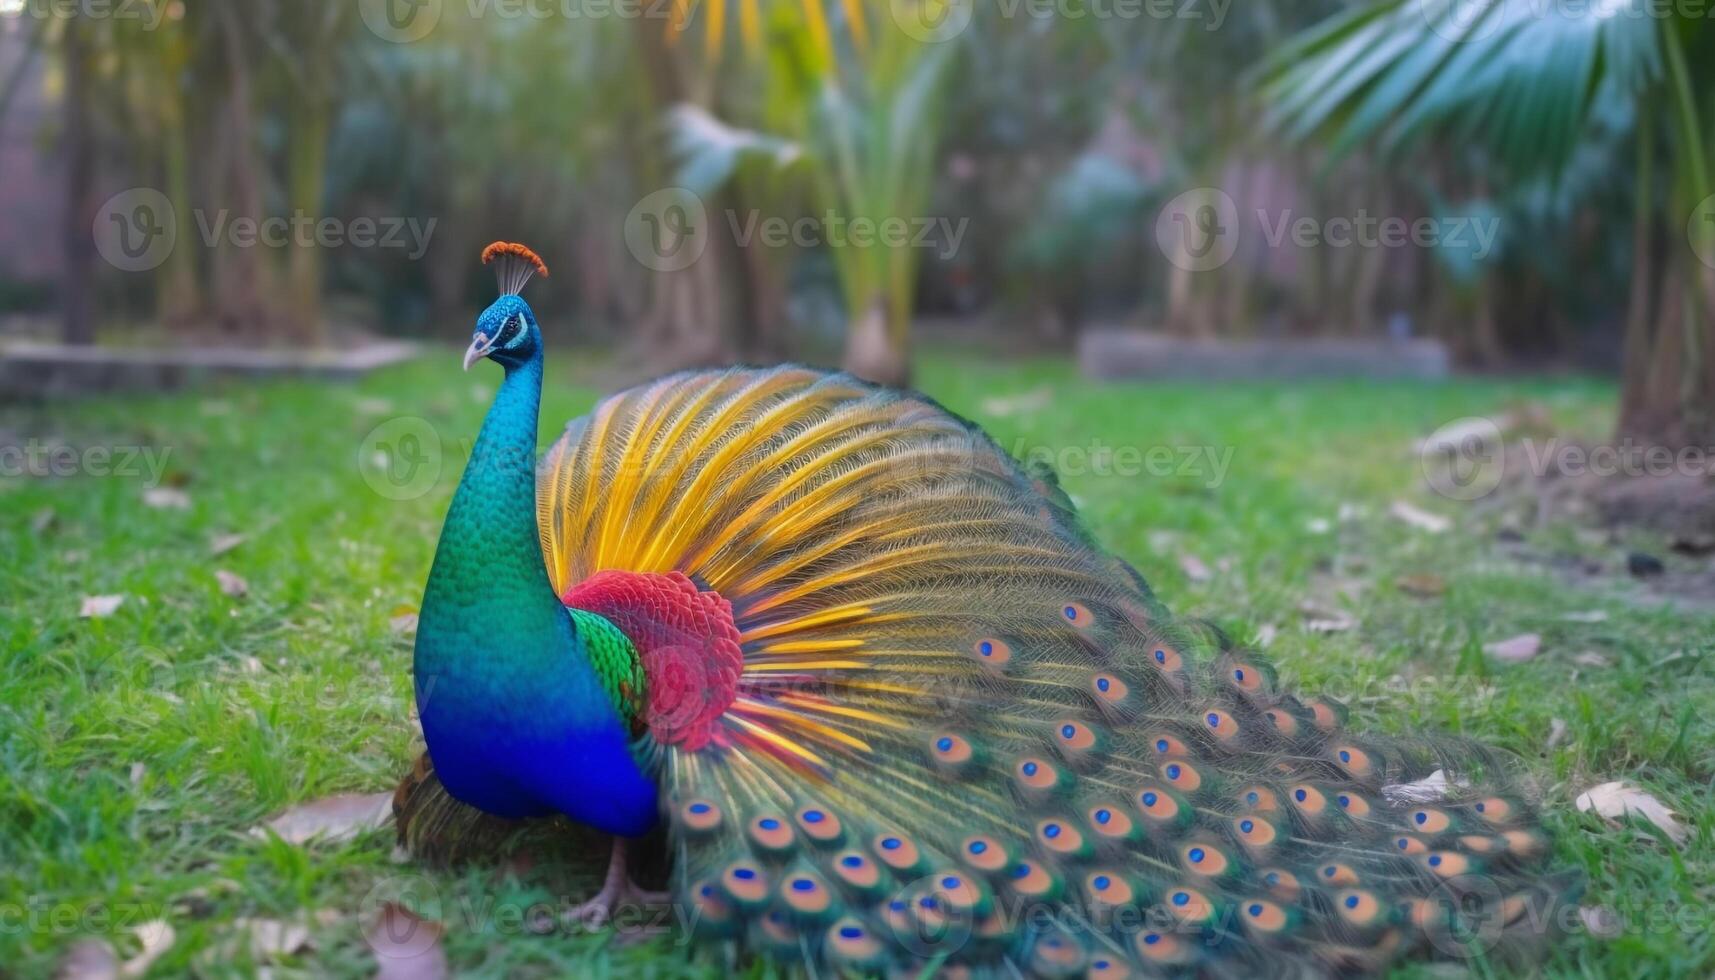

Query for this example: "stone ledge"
[0,341,420,400]
[1078,331,1450,381]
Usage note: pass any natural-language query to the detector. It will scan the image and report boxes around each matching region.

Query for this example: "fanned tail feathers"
[517,365,1569,976]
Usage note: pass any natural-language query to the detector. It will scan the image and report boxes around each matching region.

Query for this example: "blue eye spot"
[1172,892,1189,907]
[1022,761,1039,776]
[1096,677,1111,692]
[1323,866,1337,878]
[1045,937,1063,948]
[1248,903,1263,917]
[1166,764,1182,780]
[1475,802,1486,812]
[841,855,863,868]
[935,737,953,752]
[1043,823,1062,839]
[1240,820,1254,833]
[1265,872,1280,884]
[1154,650,1167,663]
[969,840,987,854]
[1246,791,1259,804]
[791,878,815,892]
[1415,812,1428,825]
[1295,789,1308,802]
[1012,864,1031,879]
[1142,792,1158,807]
[882,837,902,850]
[1398,838,1409,849]
[839,925,864,940]
[803,810,825,823]
[1094,961,1110,970]
[1144,933,1161,946]
[1339,750,1351,763]
[733,867,756,880]
[941,876,961,889]
[758,818,780,830]
[1234,669,1245,681]
[1064,606,1078,620]
[1061,724,1077,739]
[689,802,711,814]
[979,640,994,656]
[1095,809,1112,825]
[699,885,713,896]
[1093,875,1111,890]
[1155,739,1169,753]
[1188,848,1205,863]
[1207,713,1221,728]
[919,896,938,910]
[1345,895,1360,909]
[1428,855,1443,867]
[1338,795,1351,808]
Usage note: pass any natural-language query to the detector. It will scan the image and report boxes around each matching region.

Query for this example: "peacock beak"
[462,333,494,371]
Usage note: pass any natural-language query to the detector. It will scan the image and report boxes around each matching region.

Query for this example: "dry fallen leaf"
[80,594,125,619]
[209,533,247,557]
[368,902,449,980]
[1390,500,1450,533]
[142,487,191,510]
[1562,609,1609,624]
[215,570,249,598]
[1485,633,1542,664]
[1297,600,1355,633]
[979,385,1054,418]
[1178,554,1212,583]
[1382,769,1467,805]
[1304,517,1332,535]
[237,918,311,960]
[1575,781,1688,845]
[1395,573,1446,598]
[55,938,118,980]
[1547,717,1569,749]
[31,507,56,534]
[1573,651,1612,669]
[254,792,393,845]
[122,920,175,978]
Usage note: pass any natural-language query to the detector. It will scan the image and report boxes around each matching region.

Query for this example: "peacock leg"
[563,837,670,928]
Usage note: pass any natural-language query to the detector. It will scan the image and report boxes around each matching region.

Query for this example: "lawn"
[2,349,1710,977]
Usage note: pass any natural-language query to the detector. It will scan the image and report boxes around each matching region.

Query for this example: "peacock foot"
[563,838,669,931]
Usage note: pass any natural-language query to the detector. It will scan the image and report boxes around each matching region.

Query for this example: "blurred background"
[0,0,1712,445]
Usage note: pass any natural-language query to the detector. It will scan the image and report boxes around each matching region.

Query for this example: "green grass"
[1,350,1710,977]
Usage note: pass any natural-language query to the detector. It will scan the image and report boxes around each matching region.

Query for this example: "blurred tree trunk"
[158,108,201,327]
[209,3,272,342]
[630,19,733,372]
[843,298,909,388]
[285,99,330,344]
[60,20,95,346]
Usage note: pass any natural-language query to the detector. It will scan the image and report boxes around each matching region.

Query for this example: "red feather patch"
[563,570,742,751]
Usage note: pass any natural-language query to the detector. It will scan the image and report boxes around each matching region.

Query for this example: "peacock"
[401,242,1573,977]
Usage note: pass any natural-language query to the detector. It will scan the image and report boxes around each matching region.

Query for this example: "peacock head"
[463,242,550,372]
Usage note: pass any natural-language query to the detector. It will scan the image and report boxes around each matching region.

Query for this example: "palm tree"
[667,0,959,385]
[1260,0,1715,447]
